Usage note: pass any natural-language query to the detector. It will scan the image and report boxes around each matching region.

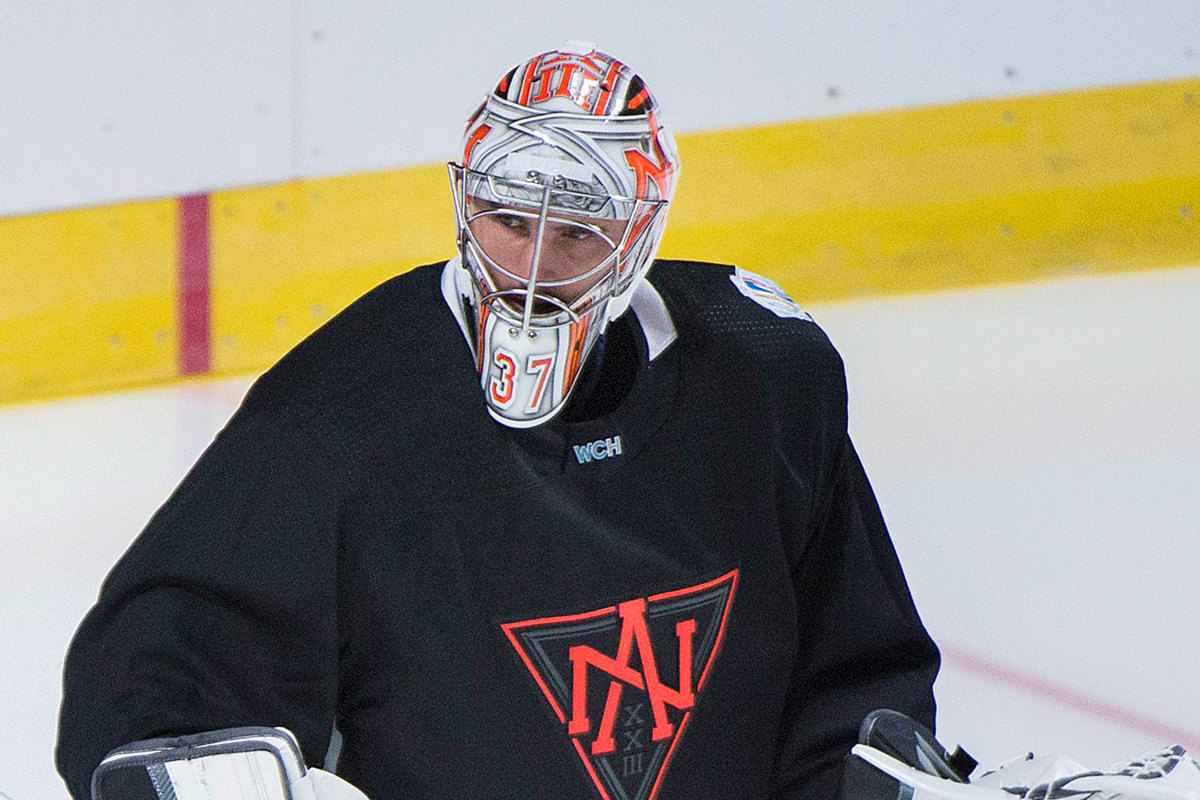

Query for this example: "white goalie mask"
[449,46,680,428]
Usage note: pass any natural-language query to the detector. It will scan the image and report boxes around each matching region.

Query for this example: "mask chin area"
[476,295,609,429]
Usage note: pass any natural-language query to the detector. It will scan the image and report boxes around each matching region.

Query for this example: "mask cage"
[449,163,667,331]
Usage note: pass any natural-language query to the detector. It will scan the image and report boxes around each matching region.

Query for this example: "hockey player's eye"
[494,214,529,233]
[560,226,596,242]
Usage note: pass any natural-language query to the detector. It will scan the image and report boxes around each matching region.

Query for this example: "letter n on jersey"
[500,570,739,800]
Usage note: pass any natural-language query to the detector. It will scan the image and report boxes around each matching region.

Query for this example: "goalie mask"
[449,46,680,428]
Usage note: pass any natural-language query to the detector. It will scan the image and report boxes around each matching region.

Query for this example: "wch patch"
[501,570,738,800]
[573,435,623,464]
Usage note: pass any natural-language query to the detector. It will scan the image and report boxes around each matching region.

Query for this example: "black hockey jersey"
[57,260,939,800]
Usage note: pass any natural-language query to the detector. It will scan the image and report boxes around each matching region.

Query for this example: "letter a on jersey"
[501,570,738,800]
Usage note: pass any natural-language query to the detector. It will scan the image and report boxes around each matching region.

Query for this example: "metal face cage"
[449,163,667,332]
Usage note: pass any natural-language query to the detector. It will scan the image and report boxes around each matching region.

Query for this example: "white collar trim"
[440,255,473,344]
[629,279,677,362]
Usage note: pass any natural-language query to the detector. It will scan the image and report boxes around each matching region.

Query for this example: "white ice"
[2,266,1197,799]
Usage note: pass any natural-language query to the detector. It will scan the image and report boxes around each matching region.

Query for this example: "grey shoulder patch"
[729,267,813,321]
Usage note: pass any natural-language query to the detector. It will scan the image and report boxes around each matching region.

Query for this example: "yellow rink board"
[664,78,1200,301]
[0,200,179,402]
[1,77,1197,404]
[209,167,453,373]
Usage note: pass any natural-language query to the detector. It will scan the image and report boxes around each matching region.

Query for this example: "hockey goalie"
[88,712,1200,800]
[55,41,1196,800]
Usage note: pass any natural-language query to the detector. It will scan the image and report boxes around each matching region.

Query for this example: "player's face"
[466,198,627,308]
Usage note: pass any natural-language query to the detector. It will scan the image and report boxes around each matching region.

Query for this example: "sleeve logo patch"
[730,268,812,321]
[501,569,739,800]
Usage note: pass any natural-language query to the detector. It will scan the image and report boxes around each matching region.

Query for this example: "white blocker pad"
[91,727,369,800]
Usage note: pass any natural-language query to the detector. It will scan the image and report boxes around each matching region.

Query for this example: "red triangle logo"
[501,570,738,800]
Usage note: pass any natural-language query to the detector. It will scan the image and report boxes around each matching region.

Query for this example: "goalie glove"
[90,726,369,800]
[974,745,1200,800]
[841,709,1200,800]
[843,743,1014,800]
[841,708,991,800]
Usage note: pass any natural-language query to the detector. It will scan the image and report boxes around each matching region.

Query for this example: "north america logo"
[500,570,738,800]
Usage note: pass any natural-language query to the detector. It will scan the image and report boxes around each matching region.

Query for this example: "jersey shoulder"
[647,259,845,387]
[238,262,471,419]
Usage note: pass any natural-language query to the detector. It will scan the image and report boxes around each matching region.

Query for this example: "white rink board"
[2,0,1199,215]
[2,266,1198,798]
[0,2,295,216]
